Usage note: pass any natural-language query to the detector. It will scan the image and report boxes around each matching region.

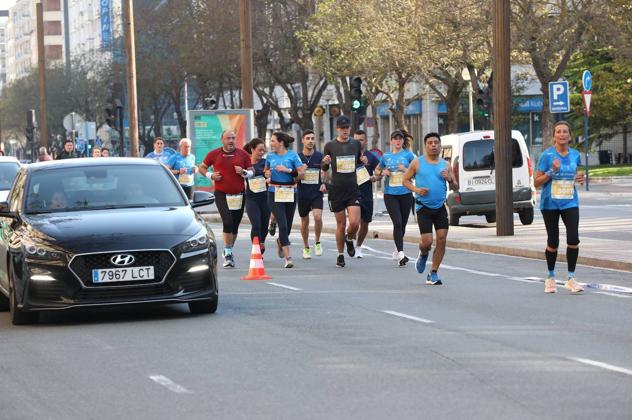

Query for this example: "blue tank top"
[414,156,448,210]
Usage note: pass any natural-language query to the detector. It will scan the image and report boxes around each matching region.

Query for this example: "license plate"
[468,176,494,186]
[92,266,155,283]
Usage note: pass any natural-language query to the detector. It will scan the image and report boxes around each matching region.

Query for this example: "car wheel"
[449,212,460,226]
[9,263,39,325]
[485,213,496,223]
[188,295,218,314]
[519,207,534,225]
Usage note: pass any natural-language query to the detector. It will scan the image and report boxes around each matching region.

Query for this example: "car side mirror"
[0,201,17,218]
[191,191,215,208]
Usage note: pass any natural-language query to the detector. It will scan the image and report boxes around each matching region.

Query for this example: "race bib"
[178,173,194,185]
[389,171,404,187]
[274,186,295,203]
[248,176,266,193]
[551,179,574,200]
[303,168,320,185]
[336,155,356,173]
[356,166,370,185]
[226,193,244,210]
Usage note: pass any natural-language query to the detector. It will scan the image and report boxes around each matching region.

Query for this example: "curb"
[201,214,632,272]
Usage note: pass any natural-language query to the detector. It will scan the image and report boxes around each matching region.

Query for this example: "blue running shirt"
[378,149,416,195]
[265,150,304,192]
[537,147,581,210]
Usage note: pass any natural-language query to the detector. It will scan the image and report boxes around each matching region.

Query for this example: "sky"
[0,0,15,11]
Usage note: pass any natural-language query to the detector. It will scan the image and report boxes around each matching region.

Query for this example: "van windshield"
[462,139,523,171]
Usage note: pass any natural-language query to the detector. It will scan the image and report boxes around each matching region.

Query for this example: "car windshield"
[0,162,20,190]
[462,139,523,171]
[25,165,187,214]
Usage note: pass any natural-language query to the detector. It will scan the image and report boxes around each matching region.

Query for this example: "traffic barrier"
[241,236,272,280]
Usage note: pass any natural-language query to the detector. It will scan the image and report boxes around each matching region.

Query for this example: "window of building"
[44,21,62,36]
[43,0,61,12]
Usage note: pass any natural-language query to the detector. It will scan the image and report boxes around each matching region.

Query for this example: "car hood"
[24,206,207,253]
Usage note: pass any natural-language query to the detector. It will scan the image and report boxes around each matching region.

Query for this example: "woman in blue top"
[534,121,585,293]
[375,129,416,266]
[264,132,306,268]
[243,138,271,255]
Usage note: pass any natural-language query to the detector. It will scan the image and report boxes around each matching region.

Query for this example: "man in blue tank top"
[403,133,458,285]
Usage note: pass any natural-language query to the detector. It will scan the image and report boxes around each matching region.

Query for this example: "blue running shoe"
[426,272,443,285]
[416,252,428,274]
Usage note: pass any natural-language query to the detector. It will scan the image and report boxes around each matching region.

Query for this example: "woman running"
[534,120,585,293]
[375,129,416,266]
[265,132,306,268]
[244,138,271,254]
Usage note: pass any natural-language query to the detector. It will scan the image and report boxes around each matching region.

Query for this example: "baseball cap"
[336,116,351,128]
[390,129,405,139]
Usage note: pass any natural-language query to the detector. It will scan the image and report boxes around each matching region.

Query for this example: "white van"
[439,130,535,226]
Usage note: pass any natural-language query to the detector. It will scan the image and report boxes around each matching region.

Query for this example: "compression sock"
[566,247,579,274]
[545,249,557,273]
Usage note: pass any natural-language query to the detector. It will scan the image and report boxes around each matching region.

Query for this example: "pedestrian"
[375,129,416,266]
[297,129,326,259]
[243,138,271,255]
[534,120,585,293]
[56,140,77,159]
[101,147,110,157]
[167,138,198,200]
[322,115,368,268]
[37,147,53,162]
[353,129,380,258]
[265,131,306,268]
[145,137,175,165]
[403,132,458,285]
[199,130,253,268]
[92,147,101,157]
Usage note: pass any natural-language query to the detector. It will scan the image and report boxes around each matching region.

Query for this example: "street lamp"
[461,68,474,132]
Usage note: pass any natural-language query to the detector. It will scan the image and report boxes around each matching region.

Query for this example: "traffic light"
[350,76,363,111]
[203,97,218,110]
[105,104,117,127]
[476,88,491,118]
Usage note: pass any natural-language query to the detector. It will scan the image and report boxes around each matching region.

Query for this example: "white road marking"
[593,291,632,299]
[382,310,435,324]
[149,375,192,394]
[568,358,632,377]
[266,282,302,291]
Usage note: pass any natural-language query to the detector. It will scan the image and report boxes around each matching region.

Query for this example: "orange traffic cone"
[241,237,272,280]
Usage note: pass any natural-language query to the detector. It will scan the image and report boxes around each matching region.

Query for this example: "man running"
[167,138,198,199]
[403,132,458,285]
[322,115,368,268]
[297,130,326,259]
[145,137,175,165]
[353,130,380,258]
[199,130,254,268]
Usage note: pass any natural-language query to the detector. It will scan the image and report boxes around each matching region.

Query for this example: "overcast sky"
[0,0,15,11]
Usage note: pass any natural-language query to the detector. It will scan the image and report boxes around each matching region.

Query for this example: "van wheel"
[449,212,460,226]
[485,213,496,223]
[519,208,534,225]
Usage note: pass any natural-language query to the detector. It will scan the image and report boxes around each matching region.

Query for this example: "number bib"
[389,171,404,187]
[248,176,266,193]
[303,168,320,185]
[226,194,244,210]
[356,166,370,185]
[336,156,356,173]
[274,187,295,203]
[178,173,194,185]
[551,179,574,200]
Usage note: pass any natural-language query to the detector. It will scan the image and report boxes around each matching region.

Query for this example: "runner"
[145,137,176,165]
[265,131,306,268]
[353,129,380,258]
[322,115,368,268]
[199,130,253,268]
[166,138,198,199]
[403,132,458,285]
[243,138,271,254]
[297,130,326,259]
[375,130,416,266]
[534,120,585,293]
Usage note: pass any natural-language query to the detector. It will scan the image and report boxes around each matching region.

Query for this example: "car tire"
[519,207,534,225]
[449,212,460,226]
[9,264,39,325]
[485,213,496,223]
[188,295,218,314]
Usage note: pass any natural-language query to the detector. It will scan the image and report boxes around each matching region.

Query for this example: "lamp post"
[462,68,474,132]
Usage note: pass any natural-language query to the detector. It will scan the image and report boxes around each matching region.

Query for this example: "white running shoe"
[392,251,398,260]
[355,248,364,258]
[397,251,409,266]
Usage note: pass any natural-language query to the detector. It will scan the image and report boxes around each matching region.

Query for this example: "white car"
[0,156,21,202]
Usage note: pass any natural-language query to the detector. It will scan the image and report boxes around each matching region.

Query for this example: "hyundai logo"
[111,254,135,266]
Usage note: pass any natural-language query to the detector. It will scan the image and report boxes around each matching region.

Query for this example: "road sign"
[548,81,570,113]
[583,90,592,116]
[582,70,592,91]
[63,112,85,132]
[75,139,86,153]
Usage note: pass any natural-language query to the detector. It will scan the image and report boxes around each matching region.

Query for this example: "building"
[0,10,9,92]
[67,0,122,60]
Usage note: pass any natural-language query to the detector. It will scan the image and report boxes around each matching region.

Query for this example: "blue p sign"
[548,81,570,113]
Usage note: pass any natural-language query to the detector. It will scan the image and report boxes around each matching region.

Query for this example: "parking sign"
[548,81,570,113]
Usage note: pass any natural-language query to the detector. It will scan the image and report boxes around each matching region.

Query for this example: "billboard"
[100,0,112,50]
[187,109,255,189]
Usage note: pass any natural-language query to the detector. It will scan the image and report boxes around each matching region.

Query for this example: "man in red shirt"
[199,130,254,268]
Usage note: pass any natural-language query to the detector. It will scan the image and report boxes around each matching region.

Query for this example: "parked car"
[440,130,535,226]
[0,158,218,325]
[0,156,22,202]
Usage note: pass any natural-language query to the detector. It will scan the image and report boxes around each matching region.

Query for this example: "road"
[1,225,631,419]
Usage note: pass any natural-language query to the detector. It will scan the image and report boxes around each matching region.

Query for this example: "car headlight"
[23,239,65,261]
[178,228,211,254]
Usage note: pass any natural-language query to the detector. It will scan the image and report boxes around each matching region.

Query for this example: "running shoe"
[564,277,584,293]
[303,247,312,259]
[397,251,409,267]
[276,238,284,258]
[314,242,323,256]
[544,277,557,293]
[336,254,346,268]
[284,258,294,268]
[260,244,266,255]
[416,251,428,274]
[223,254,235,268]
[355,247,364,258]
[345,238,356,257]
[426,272,443,285]
[392,251,398,260]
[269,222,277,236]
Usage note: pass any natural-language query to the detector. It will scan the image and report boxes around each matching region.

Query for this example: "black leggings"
[245,194,270,244]
[268,192,297,247]
[384,193,413,252]
[542,207,580,249]
[214,191,245,234]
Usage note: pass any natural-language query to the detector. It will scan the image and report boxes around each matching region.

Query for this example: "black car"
[0,158,218,325]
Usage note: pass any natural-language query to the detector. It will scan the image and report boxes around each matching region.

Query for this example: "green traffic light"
[352,99,362,110]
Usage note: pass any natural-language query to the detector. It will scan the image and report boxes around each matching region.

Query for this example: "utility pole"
[36,0,48,148]
[493,0,513,236]
[123,0,139,156]
[63,0,71,76]
[239,0,254,109]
